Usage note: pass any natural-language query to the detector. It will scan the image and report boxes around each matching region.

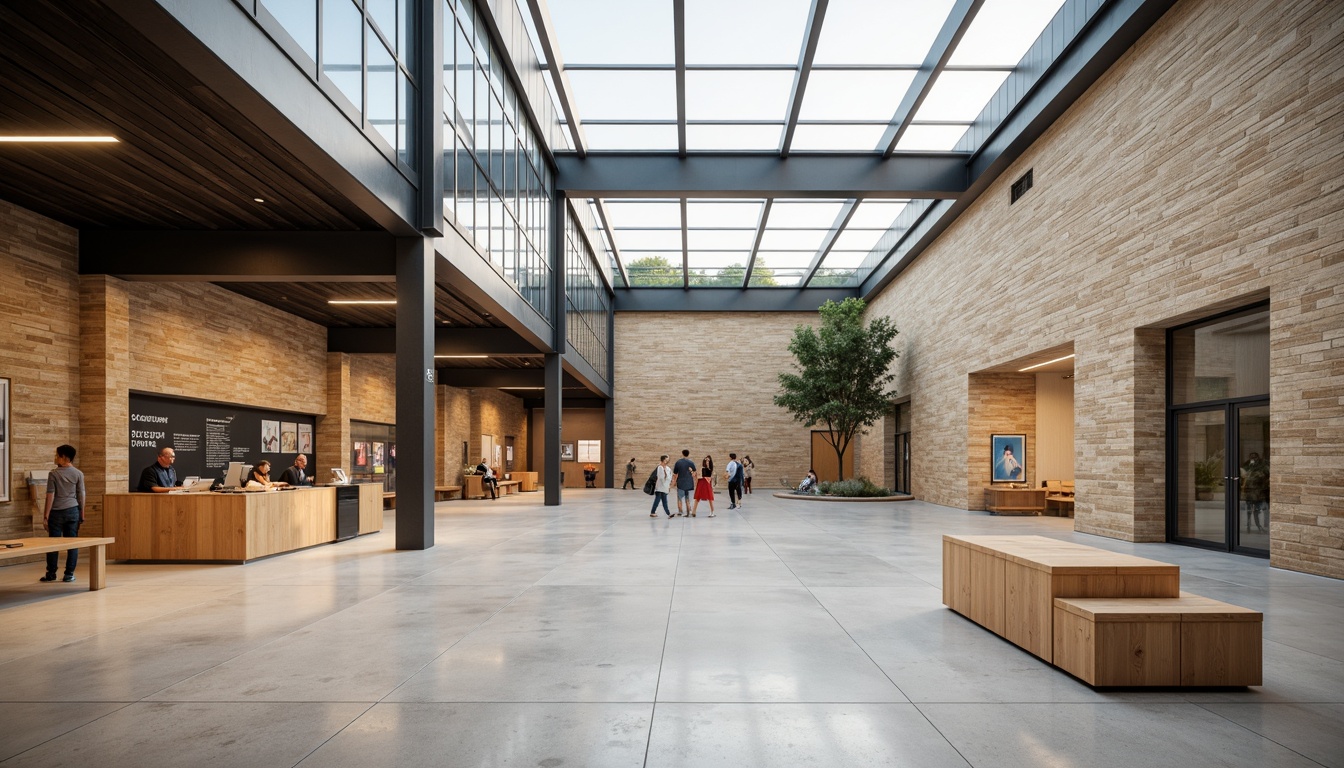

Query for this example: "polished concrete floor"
[1,489,1341,767]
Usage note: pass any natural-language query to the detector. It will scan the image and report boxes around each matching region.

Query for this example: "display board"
[128,392,317,490]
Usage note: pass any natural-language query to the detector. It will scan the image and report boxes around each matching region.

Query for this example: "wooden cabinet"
[985,487,1047,514]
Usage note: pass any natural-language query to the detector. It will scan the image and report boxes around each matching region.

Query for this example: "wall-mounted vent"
[1010,169,1034,204]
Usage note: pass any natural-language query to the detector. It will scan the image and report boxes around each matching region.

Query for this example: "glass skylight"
[684,0,811,66]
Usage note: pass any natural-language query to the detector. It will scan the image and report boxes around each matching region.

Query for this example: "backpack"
[642,468,659,495]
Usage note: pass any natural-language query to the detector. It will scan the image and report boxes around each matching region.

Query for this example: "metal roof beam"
[592,200,629,288]
[780,0,828,156]
[614,287,854,312]
[328,327,544,355]
[80,230,396,281]
[800,200,858,287]
[555,153,966,198]
[742,200,773,288]
[674,0,687,156]
[880,0,985,158]
[525,0,587,155]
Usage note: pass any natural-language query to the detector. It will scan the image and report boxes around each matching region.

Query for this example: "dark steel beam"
[780,0,828,156]
[742,200,774,288]
[418,0,444,235]
[562,344,612,398]
[880,0,985,157]
[523,396,607,409]
[680,199,689,288]
[80,231,395,281]
[862,0,1179,297]
[435,368,574,388]
[434,228,555,353]
[674,0,687,156]
[592,200,629,288]
[394,236,435,550]
[800,200,858,287]
[526,0,587,155]
[328,327,544,355]
[614,287,854,312]
[554,154,967,198]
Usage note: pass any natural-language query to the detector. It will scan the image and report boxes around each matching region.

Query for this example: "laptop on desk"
[180,477,216,493]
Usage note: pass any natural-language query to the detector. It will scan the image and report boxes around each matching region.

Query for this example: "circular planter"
[772,491,915,503]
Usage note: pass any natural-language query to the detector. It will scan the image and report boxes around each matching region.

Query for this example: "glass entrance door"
[1235,404,1270,554]
[1170,402,1270,553]
[894,432,910,494]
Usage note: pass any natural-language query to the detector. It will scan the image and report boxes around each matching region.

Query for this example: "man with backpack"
[725,452,745,511]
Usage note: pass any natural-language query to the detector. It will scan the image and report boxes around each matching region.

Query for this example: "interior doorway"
[811,431,854,482]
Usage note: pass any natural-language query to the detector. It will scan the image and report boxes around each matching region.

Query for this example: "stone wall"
[864,0,1344,577]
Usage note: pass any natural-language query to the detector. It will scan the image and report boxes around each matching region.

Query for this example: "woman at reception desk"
[104,481,382,563]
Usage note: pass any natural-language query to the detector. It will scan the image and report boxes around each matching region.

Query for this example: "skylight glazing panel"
[819,250,870,268]
[684,0,810,65]
[686,251,752,269]
[548,0,674,64]
[582,123,678,150]
[686,124,783,151]
[753,251,814,269]
[614,229,685,250]
[685,70,795,121]
[799,70,916,121]
[766,201,845,228]
[753,270,804,287]
[758,228,830,251]
[830,228,885,251]
[894,124,970,151]
[913,70,1012,122]
[686,201,762,228]
[603,201,682,228]
[686,229,757,250]
[947,0,1067,66]
[847,200,908,228]
[812,0,955,65]
[567,71,676,120]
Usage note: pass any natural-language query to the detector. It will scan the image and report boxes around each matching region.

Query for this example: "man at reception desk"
[278,454,313,486]
[137,446,181,492]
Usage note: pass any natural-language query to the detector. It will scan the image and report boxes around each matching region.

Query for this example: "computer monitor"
[331,468,349,485]
[223,462,249,488]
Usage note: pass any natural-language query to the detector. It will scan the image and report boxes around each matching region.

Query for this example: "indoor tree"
[774,297,899,481]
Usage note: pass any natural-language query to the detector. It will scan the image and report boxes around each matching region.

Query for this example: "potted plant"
[1194,451,1224,500]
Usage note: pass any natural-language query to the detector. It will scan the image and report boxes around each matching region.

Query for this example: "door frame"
[1166,396,1270,556]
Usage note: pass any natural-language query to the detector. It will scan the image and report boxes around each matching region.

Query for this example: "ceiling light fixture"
[328,299,397,305]
[1019,354,1076,372]
[253,197,265,203]
[434,355,488,359]
[0,135,119,143]
[498,386,545,390]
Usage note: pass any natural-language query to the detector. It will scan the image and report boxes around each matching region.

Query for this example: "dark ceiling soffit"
[880,0,984,157]
[80,230,396,281]
[554,154,967,199]
[435,367,579,388]
[781,0,829,156]
[562,343,612,399]
[860,0,1179,298]
[109,0,418,236]
[613,287,855,312]
[524,397,608,409]
[434,230,556,352]
[328,327,544,355]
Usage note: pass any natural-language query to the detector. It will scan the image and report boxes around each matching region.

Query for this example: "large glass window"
[322,0,363,111]
[262,0,318,61]
[1171,306,1270,404]
[368,27,398,149]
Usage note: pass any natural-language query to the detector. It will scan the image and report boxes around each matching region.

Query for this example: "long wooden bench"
[0,537,115,591]
[1053,594,1262,687]
[497,480,521,495]
[382,491,396,509]
[434,485,463,501]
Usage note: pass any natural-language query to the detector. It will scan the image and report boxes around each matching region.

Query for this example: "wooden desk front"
[985,487,1047,514]
[106,484,381,562]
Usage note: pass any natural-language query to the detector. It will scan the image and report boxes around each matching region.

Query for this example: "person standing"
[623,458,637,490]
[672,449,698,516]
[702,455,716,489]
[691,465,715,518]
[743,455,755,494]
[649,455,673,518]
[137,446,180,492]
[41,444,86,583]
[725,453,745,510]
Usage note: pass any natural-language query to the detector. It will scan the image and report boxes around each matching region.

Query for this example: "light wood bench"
[1053,594,1262,686]
[382,492,396,509]
[1044,480,1075,517]
[434,485,463,501]
[0,537,115,591]
[497,480,521,495]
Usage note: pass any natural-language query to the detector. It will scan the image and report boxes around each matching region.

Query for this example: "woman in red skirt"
[691,465,716,517]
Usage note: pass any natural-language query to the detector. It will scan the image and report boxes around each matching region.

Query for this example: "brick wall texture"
[613,312,823,493]
[864,0,1344,577]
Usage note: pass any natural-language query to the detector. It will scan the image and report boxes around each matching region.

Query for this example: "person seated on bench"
[476,458,498,500]
[795,469,820,495]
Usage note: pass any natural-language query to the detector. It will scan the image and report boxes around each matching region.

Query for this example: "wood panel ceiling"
[222,282,504,328]
[0,1,378,230]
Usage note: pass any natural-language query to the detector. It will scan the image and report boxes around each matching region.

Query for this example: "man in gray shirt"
[42,444,86,583]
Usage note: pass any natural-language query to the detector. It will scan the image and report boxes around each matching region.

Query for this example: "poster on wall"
[354,442,368,467]
[127,392,316,490]
[0,377,9,503]
[280,422,297,453]
[577,440,601,463]
[560,442,575,462]
[298,424,312,454]
[373,442,385,468]
[991,434,1027,483]
[261,420,280,453]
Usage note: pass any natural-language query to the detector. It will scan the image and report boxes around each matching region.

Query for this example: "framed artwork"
[280,422,297,453]
[0,377,9,503]
[991,434,1027,483]
[577,440,601,463]
[373,441,385,468]
[298,424,312,454]
[560,442,575,462]
[261,420,280,453]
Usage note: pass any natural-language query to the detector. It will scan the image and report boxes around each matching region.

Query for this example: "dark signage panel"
[128,392,317,490]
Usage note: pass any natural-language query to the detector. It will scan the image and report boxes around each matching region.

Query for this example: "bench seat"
[1053,594,1262,687]
[434,485,463,501]
[0,536,116,591]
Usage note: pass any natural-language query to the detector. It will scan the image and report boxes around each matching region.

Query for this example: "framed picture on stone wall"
[560,442,575,462]
[991,434,1026,483]
[0,377,9,503]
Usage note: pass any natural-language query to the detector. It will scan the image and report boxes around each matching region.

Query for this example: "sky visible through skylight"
[515,0,1071,287]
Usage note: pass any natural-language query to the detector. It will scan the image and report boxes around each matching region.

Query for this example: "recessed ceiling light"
[434,355,488,359]
[1019,354,1075,372]
[0,135,119,143]
[328,299,397,305]
[254,197,265,203]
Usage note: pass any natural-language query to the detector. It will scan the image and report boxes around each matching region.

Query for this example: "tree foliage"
[774,298,899,480]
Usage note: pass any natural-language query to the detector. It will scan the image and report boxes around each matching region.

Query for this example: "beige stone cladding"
[614,311,830,492]
[0,202,80,552]
[470,386,528,479]
[864,0,1344,577]
[967,374,1037,509]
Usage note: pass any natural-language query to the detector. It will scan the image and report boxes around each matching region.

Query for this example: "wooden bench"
[1053,594,1262,686]
[434,485,463,501]
[497,480,521,495]
[0,536,116,591]
[382,492,396,509]
[1044,480,1075,517]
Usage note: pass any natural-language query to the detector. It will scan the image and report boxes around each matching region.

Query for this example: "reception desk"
[105,484,381,562]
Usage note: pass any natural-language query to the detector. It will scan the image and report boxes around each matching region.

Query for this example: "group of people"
[136,446,313,492]
[645,450,754,518]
